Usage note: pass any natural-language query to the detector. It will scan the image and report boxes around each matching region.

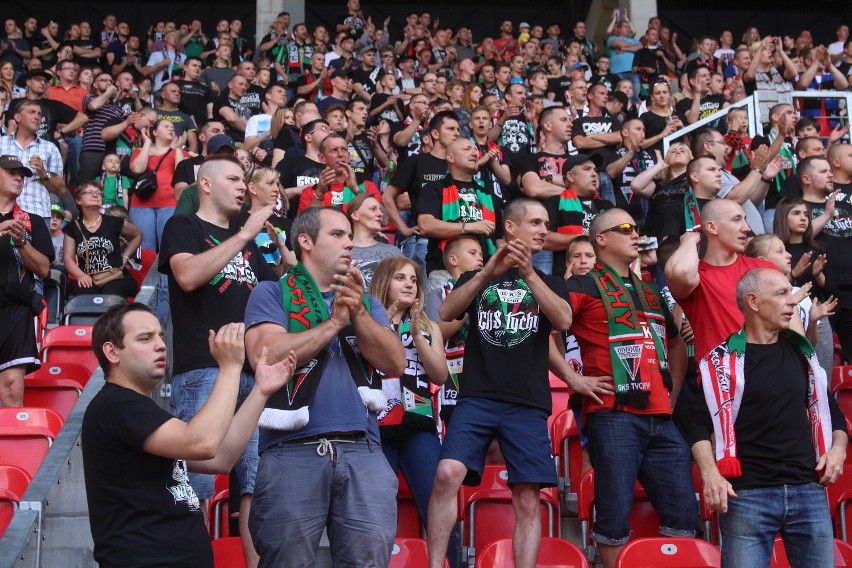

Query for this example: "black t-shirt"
[689,340,846,490]
[349,132,375,184]
[212,94,252,142]
[778,175,802,201]
[675,94,727,130]
[222,85,263,118]
[171,154,204,188]
[82,382,212,568]
[590,73,620,93]
[273,125,303,153]
[805,188,852,286]
[369,93,403,124]
[351,66,381,97]
[543,191,612,269]
[640,111,670,155]
[612,147,655,229]
[390,117,428,163]
[71,38,100,68]
[456,267,567,412]
[0,211,53,309]
[496,112,533,170]
[417,177,503,272]
[275,154,324,218]
[571,114,618,167]
[174,79,213,128]
[389,152,449,221]
[8,97,77,143]
[64,215,125,272]
[546,76,572,105]
[158,215,276,374]
[644,173,692,240]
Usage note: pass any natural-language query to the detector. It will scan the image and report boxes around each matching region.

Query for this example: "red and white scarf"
[698,328,832,478]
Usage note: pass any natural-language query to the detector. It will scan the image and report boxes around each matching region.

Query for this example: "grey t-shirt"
[353,242,402,293]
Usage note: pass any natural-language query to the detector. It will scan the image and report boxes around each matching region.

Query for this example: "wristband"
[312,183,323,201]
[760,175,774,183]
[752,167,763,174]
[461,222,466,235]
[12,238,25,248]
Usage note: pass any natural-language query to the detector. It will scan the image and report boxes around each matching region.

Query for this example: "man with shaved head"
[665,198,779,359]
[689,267,847,567]
[418,137,502,276]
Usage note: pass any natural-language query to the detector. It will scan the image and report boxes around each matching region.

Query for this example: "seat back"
[550,410,583,501]
[128,248,157,290]
[397,473,424,538]
[833,366,852,394]
[62,294,127,325]
[390,537,432,568]
[614,537,721,567]
[209,489,230,540]
[0,408,64,478]
[26,362,93,390]
[42,269,67,326]
[22,378,82,420]
[826,465,852,540]
[463,466,558,560]
[0,465,30,538]
[475,537,590,567]
[40,325,98,373]
[211,536,246,568]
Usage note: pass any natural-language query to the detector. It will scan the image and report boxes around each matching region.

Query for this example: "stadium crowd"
[1,2,852,567]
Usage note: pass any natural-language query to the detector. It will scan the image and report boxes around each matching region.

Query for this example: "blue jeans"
[585,412,698,544]
[719,482,834,568]
[382,430,441,527]
[129,206,175,252]
[532,250,553,275]
[170,368,260,499]
[399,234,428,276]
[65,135,82,187]
[249,438,398,568]
[762,207,776,234]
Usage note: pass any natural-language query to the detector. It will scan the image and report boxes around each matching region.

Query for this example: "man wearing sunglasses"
[566,207,694,568]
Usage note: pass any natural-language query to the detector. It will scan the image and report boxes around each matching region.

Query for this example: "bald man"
[418,138,502,276]
[665,199,778,359]
[689,268,847,567]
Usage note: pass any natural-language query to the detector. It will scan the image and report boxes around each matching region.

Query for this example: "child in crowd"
[100,153,130,211]
[49,204,66,267]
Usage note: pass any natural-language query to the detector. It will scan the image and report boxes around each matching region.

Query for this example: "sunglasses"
[601,223,638,235]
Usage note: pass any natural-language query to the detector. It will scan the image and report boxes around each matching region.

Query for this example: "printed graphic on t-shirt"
[206,234,259,291]
[477,280,540,347]
[76,236,114,272]
[812,194,852,238]
[168,460,201,511]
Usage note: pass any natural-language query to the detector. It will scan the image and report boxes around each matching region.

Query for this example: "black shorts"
[0,304,40,374]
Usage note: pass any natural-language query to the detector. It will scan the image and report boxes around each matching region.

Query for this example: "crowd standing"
[1,3,852,567]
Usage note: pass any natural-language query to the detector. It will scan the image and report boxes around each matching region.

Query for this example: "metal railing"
[0,260,162,568]
[662,90,852,155]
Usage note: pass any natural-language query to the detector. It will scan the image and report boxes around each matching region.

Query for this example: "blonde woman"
[236,166,295,276]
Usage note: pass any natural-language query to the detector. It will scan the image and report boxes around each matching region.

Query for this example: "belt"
[293,432,365,444]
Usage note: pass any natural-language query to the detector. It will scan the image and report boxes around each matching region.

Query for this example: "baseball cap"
[519,22,531,30]
[570,62,590,72]
[359,45,377,56]
[0,155,33,177]
[330,69,351,80]
[565,153,603,170]
[16,68,52,88]
[608,91,629,107]
[207,134,236,154]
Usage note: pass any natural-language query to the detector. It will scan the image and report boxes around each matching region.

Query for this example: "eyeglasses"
[305,124,331,136]
[79,190,102,197]
[601,223,638,235]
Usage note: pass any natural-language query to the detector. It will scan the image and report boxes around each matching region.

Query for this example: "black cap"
[207,134,236,154]
[330,69,351,80]
[16,68,52,89]
[565,153,603,170]
[608,91,629,108]
[0,155,33,177]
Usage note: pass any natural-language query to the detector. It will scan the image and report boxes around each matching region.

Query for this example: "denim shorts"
[719,482,834,568]
[249,438,398,567]
[585,411,698,545]
[440,397,558,488]
[170,367,259,499]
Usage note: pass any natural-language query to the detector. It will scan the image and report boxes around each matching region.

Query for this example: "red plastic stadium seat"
[462,465,558,563]
[128,247,158,290]
[0,408,64,478]
[389,537,450,568]
[550,409,583,511]
[614,537,721,567]
[549,373,572,430]
[26,362,93,390]
[39,325,98,374]
[771,536,852,567]
[22,378,81,420]
[826,466,852,541]
[833,366,852,394]
[211,536,246,568]
[474,537,589,567]
[0,465,31,537]
[209,488,230,540]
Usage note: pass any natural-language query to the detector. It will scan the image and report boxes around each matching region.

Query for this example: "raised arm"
[664,230,702,300]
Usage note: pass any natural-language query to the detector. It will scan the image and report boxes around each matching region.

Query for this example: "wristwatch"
[544,174,553,182]
[41,171,53,182]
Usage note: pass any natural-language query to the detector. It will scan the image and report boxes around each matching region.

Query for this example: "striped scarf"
[698,328,832,478]
[439,179,497,256]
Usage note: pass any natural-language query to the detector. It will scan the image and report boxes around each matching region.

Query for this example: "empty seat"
[550,409,583,512]
[62,294,126,325]
[40,325,98,374]
[211,536,246,568]
[42,269,68,326]
[397,472,424,538]
[475,537,589,567]
[615,537,721,567]
[22,377,82,420]
[0,408,64,478]
[0,465,31,537]
[462,465,558,564]
[128,248,157,290]
[26,362,93,390]
[826,466,852,541]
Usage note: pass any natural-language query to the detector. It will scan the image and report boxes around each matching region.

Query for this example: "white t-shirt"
[145,49,185,91]
[245,114,272,138]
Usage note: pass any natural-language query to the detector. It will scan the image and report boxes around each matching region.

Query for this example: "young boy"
[100,153,130,210]
[49,204,67,267]
[424,235,483,424]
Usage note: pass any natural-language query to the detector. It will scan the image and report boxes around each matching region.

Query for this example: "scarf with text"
[9,204,32,278]
[321,182,364,211]
[766,129,795,196]
[698,328,832,478]
[439,178,497,256]
[377,310,437,433]
[683,190,701,232]
[590,261,671,409]
[258,263,385,431]
[438,279,467,416]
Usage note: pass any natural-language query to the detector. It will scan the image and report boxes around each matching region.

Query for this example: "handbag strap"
[74,219,92,274]
[151,148,173,173]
